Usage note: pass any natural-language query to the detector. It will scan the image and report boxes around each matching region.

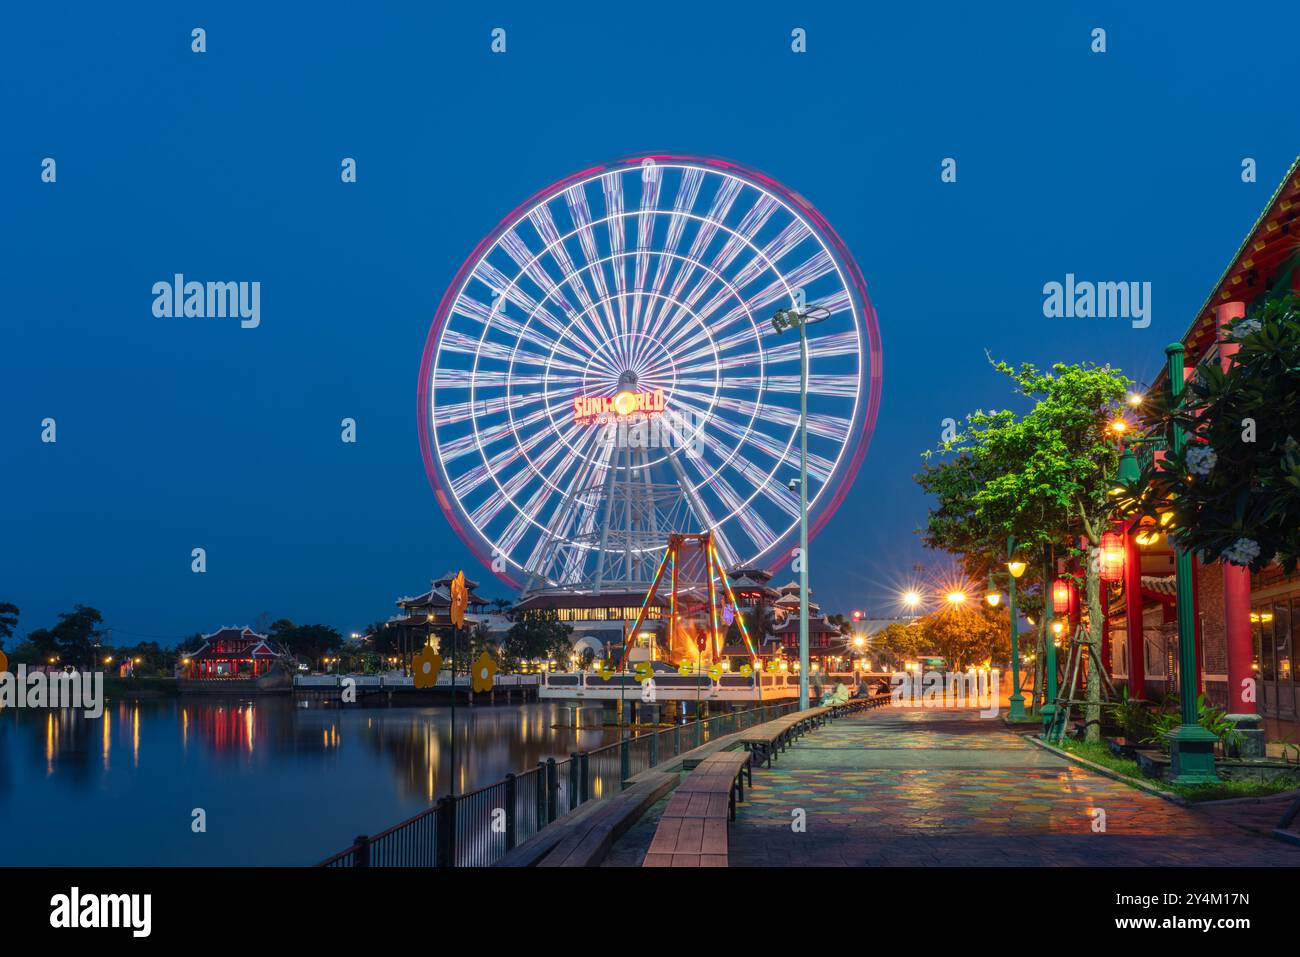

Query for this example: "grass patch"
[1054,738,1300,803]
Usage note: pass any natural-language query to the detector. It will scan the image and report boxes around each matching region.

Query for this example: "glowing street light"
[945,591,967,606]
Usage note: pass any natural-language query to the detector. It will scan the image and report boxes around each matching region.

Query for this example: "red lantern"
[1099,531,1125,582]
[1051,578,1071,614]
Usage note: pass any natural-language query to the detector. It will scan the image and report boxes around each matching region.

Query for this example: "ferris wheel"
[417,154,881,594]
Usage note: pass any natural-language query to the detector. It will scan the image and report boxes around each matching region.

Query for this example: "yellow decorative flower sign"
[677,660,693,676]
[765,659,781,673]
[411,646,443,689]
[707,663,723,682]
[633,661,654,683]
[450,570,469,628]
[739,663,753,677]
[594,660,616,681]
[471,651,499,693]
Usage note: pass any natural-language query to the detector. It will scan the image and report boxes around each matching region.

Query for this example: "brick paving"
[604,707,1300,866]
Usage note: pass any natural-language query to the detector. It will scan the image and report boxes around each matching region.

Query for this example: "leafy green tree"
[918,604,1009,673]
[503,610,573,667]
[51,606,105,668]
[918,359,1131,739]
[875,621,924,670]
[0,602,18,648]
[274,623,343,669]
[1125,294,1300,573]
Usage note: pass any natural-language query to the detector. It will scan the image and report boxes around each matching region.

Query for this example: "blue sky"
[2,1,1295,645]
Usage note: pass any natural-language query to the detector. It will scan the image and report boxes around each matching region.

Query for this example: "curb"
[1024,733,1188,806]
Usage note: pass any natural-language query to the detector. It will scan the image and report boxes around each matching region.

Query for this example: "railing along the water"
[318,700,801,867]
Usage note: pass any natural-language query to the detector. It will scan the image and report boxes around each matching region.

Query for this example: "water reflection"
[0,698,619,865]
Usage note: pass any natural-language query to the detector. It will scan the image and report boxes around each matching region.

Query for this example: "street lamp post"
[994,536,1029,720]
[1041,543,1061,740]
[1164,342,1219,784]
[770,304,831,710]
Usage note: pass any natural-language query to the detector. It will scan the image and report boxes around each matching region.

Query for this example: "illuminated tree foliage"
[918,359,1131,739]
[1127,294,1300,574]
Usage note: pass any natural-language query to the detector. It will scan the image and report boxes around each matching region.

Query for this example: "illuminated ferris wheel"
[417,155,881,594]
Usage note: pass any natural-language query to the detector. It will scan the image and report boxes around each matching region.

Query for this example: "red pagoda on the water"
[182,627,286,680]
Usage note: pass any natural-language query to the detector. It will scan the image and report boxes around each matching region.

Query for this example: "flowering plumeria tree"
[1129,294,1300,573]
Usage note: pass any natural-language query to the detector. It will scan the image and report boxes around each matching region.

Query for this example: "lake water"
[0,697,619,865]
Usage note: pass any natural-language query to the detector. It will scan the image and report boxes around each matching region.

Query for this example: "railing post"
[504,773,517,850]
[436,795,455,868]
[696,715,703,749]
[579,752,590,804]
[546,757,558,823]
[620,736,630,784]
[535,762,546,827]
[649,709,659,767]
[353,834,370,868]
[568,752,580,812]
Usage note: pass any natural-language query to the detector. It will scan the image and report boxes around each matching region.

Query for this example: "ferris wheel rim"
[417,153,883,590]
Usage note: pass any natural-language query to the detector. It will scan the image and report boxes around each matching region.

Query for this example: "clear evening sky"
[2,2,1293,645]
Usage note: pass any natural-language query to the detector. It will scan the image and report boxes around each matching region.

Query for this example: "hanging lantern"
[1051,578,1071,614]
[1099,531,1125,582]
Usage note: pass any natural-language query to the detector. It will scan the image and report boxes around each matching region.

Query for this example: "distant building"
[772,615,845,670]
[183,627,286,679]
[391,572,489,652]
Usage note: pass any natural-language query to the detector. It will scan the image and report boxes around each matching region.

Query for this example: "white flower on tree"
[1222,537,1262,566]
[1230,317,1262,339]
[1186,445,1217,476]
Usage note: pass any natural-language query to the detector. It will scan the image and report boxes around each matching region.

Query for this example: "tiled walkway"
[605,707,1300,866]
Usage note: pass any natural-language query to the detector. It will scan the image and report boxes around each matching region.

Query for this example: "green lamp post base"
[1040,703,1062,740]
[1007,693,1027,721]
[1166,724,1219,785]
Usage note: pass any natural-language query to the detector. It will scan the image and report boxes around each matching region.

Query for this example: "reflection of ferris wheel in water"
[417,155,882,594]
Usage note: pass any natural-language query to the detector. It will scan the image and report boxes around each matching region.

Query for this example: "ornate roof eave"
[1156,154,1300,386]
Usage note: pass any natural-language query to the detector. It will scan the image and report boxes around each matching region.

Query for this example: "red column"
[1100,584,1113,675]
[1123,522,1146,698]
[1217,300,1256,715]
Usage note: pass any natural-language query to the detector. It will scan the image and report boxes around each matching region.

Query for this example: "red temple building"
[183,626,286,679]
[1107,155,1300,745]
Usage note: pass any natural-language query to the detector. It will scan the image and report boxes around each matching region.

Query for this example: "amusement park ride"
[616,530,760,671]
[416,154,881,677]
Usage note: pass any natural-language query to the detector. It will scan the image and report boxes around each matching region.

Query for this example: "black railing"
[318,700,802,868]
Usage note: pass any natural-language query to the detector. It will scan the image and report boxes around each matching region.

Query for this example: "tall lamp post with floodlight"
[770,303,831,709]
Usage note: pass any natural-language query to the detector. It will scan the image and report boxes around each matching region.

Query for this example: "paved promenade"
[606,707,1300,866]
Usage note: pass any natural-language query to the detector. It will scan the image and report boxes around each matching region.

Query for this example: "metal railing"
[319,700,802,867]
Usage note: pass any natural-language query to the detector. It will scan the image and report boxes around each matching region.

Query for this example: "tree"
[875,622,924,670]
[1125,294,1300,573]
[273,622,343,669]
[917,604,1008,673]
[918,359,1132,740]
[51,605,105,668]
[0,602,17,648]
[503,610,573,667]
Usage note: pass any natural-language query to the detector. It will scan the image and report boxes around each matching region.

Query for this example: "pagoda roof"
[771,616,842,636]
[725,565,773,584]
[186,626,285,660]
